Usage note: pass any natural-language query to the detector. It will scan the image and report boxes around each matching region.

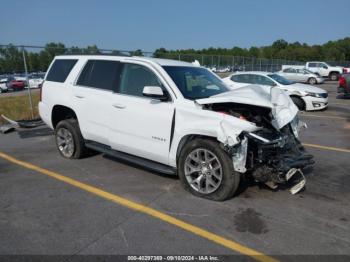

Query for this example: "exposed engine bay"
[204,102,314,194]
[204,102,273,127]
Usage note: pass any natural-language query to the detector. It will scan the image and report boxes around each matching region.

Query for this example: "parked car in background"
[215,66,231,73]
[10,73,44,89]
[338,74,350,96]
[278,67,324,85]
[223,71,328,111]
[7,77,25,91]
[282,62,343,81]
[0,79,9,93]
[27,75,44,89]
[342,67,350,74]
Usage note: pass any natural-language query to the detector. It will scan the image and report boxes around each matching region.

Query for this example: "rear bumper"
[38,102,53,129]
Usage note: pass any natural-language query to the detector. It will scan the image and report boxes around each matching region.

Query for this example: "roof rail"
[61,52,132,57]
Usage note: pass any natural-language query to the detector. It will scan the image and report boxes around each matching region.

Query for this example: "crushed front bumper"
[241,125,314,194]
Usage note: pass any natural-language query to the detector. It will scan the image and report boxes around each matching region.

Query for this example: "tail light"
[343,68,348,74]
[39,81,44,101]
[339,76,346,87]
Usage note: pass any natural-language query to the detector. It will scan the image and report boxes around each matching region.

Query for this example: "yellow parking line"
[303,143,350,153]
[299,114,348,120]
[0,151,278,262]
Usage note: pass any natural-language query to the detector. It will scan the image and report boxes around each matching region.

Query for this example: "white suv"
[39,55,314,200]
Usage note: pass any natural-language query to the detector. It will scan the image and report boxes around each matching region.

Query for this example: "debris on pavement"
[1,114,44,129]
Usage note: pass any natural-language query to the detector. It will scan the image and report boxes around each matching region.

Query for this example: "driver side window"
[119,63,163,97]
[319,63,328,69]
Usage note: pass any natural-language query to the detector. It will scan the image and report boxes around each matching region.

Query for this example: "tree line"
[154,37,350,62]
[1,37,350,74]
[0,43,144,74]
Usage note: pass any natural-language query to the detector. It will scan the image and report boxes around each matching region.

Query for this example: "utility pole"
[22,47,34,119]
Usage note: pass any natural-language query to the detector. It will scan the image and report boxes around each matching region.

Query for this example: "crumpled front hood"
[196,84,298,129]
[196,85,273,108]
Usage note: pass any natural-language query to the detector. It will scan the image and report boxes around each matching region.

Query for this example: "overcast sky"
[1,0,349,51]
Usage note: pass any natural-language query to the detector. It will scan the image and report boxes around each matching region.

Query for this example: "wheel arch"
[328,71,340,80]
[329,71,340,76]
[307,76,316,83]
[290,95,306,110]
[175,134,218,164]
[51,105,78,128]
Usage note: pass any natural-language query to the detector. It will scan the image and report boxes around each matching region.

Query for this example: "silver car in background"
[278,67,324,85]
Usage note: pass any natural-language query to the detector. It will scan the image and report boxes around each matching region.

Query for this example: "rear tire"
[291,96,305,110]
[178,138,240,201]
[330,72,339,81]
[308,77,317,85]
[55,119,87,159]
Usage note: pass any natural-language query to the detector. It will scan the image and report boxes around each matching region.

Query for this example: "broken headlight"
[305,92,324,98]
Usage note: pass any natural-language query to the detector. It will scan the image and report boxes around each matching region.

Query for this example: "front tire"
[55,119,87,159]
[178,138,240,201]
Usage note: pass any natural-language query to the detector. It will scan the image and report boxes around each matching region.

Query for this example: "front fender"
[168,108,260,166]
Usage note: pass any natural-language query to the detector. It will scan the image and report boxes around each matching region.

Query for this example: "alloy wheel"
[184,148,223,194]
[56,127,75,158]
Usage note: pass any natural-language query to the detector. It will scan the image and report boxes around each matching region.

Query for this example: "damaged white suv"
[39,55,314,201]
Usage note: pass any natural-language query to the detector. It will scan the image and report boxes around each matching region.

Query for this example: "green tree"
[83,45,100,54]
[130,49,143,56]
[153,47,168,58]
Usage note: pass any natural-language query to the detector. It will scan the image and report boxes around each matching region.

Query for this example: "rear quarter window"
[46,59,78,83]
[308,63,317,68]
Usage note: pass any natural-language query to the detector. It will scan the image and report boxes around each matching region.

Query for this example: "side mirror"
[142,86,168,101]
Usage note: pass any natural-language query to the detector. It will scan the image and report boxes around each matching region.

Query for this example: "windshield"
[163,66,229,100]
[268,73,294,85]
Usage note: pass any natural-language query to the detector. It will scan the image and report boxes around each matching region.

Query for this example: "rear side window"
[77,60,121,91]
[231,74,251,83]
[46,59,77,83]
[251,75,275,86]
